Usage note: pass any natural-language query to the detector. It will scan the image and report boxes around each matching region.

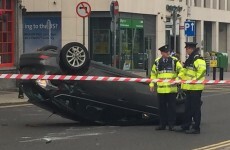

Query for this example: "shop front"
[119,18,144,70]
[90,12,156,71]
[0,0,15,68]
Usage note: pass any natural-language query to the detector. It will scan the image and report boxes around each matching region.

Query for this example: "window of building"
[213,0,217,9]
[90,13,156,71]
[0,0,14,67]
[90,17,112,66]
[194,0,202,7]
[219,0,225,10]
[204,0,211,8]
[204,21,212,52]
[90,16,145,70]
[219,23,227,52]
[228,0,230,11]
[119,18,144,70]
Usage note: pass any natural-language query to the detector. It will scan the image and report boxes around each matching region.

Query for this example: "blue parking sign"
[184,21,195,36]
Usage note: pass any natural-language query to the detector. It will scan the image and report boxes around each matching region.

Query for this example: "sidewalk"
[205,71,230,80]
[0,90,28,106]
[0,71,230,106]
[133,70,230,80]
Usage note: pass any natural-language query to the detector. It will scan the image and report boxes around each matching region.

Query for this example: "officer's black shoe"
[18,95,24,99]
[155,126,166,130]
[185,128,200,134]
[173,126,188,132]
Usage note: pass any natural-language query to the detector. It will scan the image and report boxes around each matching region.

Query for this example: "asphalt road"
[1,85,230,150]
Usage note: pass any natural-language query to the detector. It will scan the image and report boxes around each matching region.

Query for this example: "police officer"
[149,45,183,131]
[18,83,24,99]
[18,67,24,99]
[176,42,206,134]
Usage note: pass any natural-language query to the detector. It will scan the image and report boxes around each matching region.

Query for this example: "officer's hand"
[150,87,154,92]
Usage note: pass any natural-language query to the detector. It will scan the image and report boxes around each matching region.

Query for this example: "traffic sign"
[76,2,91,18]
[0,10,3,16]
[110,1,119,17]
[184,21,195,36]
[210,60,217,68]
[113,1,119,15]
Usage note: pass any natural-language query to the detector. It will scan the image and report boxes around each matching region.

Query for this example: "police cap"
[185,42,197,48]
[158,45,169,52]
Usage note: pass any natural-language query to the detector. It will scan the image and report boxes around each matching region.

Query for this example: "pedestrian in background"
[18,67,24,99]
[204,52,211,76]
[18,82,24,99]
[149,45,183,131]
[175,42,206,134]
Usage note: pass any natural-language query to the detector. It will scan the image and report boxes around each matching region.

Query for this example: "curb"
[0,91,29,106]
[0,101,29,107]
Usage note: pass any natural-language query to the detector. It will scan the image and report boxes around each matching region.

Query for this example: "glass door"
[132,28,144,70]
[119,28,132,70]
[119,18,144,70]
[144,35,155,76]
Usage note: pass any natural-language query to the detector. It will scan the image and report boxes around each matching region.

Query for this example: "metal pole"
[47,19,52,45]
[83,18,85,46]
[220,68,224,80]
[173,9,177,53]
[213,67,216,80]
[113,15,117,67]
[186,0,191,43]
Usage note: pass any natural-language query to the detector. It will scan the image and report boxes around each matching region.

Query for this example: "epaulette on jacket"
[194,55,203,61]
[171,56,178,61]
[155,57,161,62]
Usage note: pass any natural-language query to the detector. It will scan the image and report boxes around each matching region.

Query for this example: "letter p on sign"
[184,21,196,37]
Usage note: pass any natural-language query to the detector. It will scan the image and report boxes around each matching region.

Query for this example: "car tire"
[59,42,90,74]
[37,45,58,52]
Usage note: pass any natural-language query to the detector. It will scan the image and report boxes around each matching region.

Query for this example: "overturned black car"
[19,42,185,125]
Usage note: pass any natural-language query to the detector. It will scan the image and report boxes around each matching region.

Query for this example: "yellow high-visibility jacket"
[149,56,183,93]
[178,54,206,90]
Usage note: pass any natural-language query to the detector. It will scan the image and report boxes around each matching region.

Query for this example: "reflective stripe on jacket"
[149,56,183,93]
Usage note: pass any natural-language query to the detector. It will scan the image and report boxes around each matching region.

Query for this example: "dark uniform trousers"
[157,93,177,127]
[182,90,202,130]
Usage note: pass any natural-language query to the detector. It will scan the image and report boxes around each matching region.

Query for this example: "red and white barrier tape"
[0,74,230,84]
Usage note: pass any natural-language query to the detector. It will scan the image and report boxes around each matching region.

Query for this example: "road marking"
[0,104,32,109]
[193,140,230,150]
[20,131,117,143]
[20,133,102,143]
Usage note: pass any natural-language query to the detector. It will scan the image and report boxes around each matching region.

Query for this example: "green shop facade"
[89,12,156,71]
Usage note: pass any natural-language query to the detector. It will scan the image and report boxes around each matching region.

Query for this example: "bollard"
[219,68,224,80]
[213,67,216,80]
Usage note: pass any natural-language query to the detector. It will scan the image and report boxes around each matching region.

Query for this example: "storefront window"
[120,28,132,70]
[90,17,112,65]
[90,16,145,69]
[93,29,110,55]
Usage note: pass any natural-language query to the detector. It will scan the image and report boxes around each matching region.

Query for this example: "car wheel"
[37,45,58,52]
[59,42,90,74]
